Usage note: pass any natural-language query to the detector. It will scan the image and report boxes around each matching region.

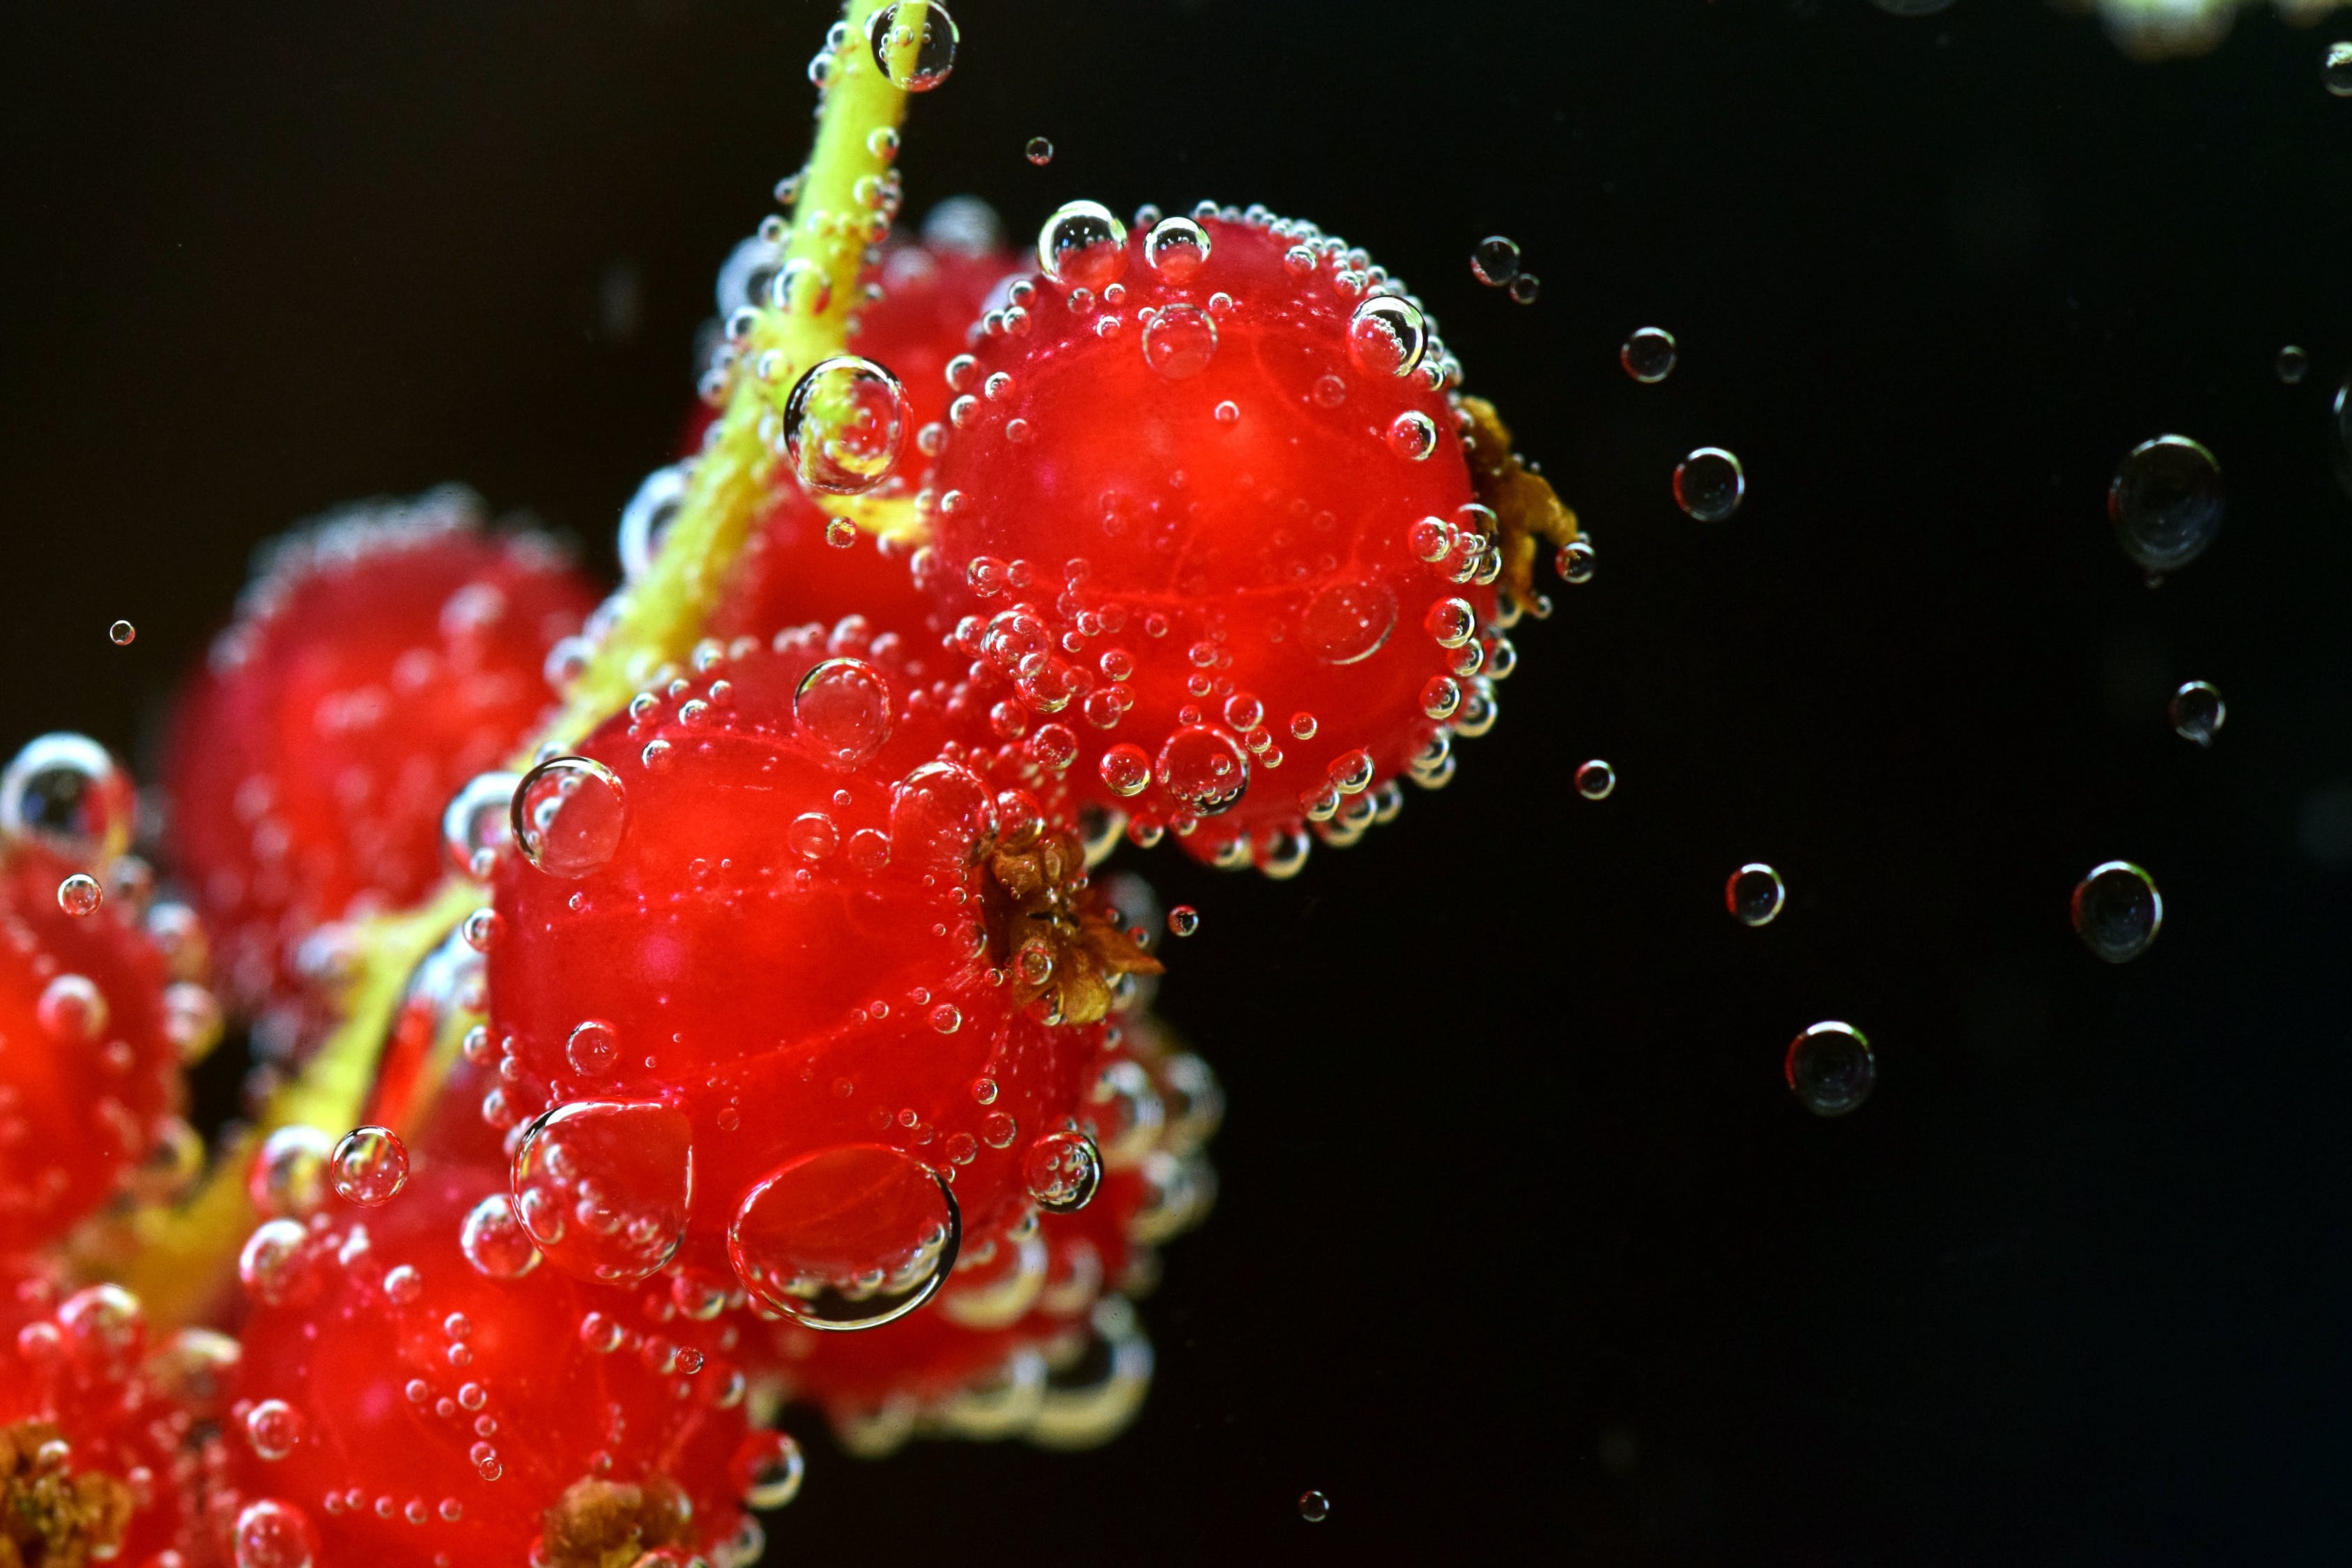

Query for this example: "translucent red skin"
[162,509,597,1011]
[0,843,183,1254]
[218,1167,751,1565]
[1,1266,217,1567]
[920,218,1493,862]
[487,627,1105,1291]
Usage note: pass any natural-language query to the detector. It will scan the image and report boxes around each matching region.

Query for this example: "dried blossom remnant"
[538,1474,695,1568]
[1459,394,1578,617]
[985,829,1162,1024]
[0,1422,134,1568]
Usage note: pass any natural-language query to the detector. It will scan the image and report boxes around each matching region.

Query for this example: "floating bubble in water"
[249,1126,335,1218]
[2328,40,2352,95]
[733,1430,806,1509]
[728,1143,960,1330]
[233,1498,316,1568]
[238,1219,318,1309]
[459,1192,541,1279]
[1470,235,1520,286]
[2071,861,2162,963]
[1142,302,1218,379]
[1725,863,1785,927]
[1299,1491,1332,1523]
[1300,579,1397,666]
[1167,906,1200,938]
[1574,760,1616,800]
[2107,434,2221,574]
[1024,135,1054,164]
[1785,1022,1874,1116]
[2276,345,2309,385]
[512,1100,694,1285]
[56,873,102,917]
[1621,327,1678,383]
[109,620,136,646]
[443,771,522,879]
[783,356,907,496]
[1559,537,1597,584]
[1,733,135,863]
[618,464,691,583]
[511,758,629,879]
[2169,680,2225,747]
[794,656,895,767]
[1507,273,1542,305]
[1144,215,1212,282]
[1099,744,1151,797]
[329,1125,408,1206]
[244,1399,303,1462]
[1673,447,1746,522]
[1155,725,1250,815]
[866,1,959,91]
[1387,410,1438,461]
[1023,1130,1102,1213]
[1038,200,1129,291]
[1346,295,1427,378]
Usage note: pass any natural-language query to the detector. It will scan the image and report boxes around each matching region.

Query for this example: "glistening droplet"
[794,656,895,767]
[1142,302,1218,380]
[2169,681,2224,747]
[56,874,101,917]
[2107,435,2221,574]
[1038,200,1129,291]
[1299,1490,1332,1523]
[2071,861,2162,963]
[0,734,135,863]
[1144,215,1212,281]
[109,620,137,646]
[1621,327,1677,383]
[459,1193,541,1279]
[866,1,960,91]
[1024,136,1054,166]
[510,758,629,879]
[1470,235,1521,286]
[1023,1130,1102,1213]
[512,1100,694,1285]
[1725,863,1785,927]
[1346,295,1428,378]
[728,1143,960,1330]
[329,1126,408,1206]
[783,357,908,496]
[1574,760,1615,800]
[1785,1022,1874,1116]
[1673,447,1746,522]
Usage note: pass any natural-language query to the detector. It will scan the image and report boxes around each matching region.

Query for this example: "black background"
[6,1,2352,1562]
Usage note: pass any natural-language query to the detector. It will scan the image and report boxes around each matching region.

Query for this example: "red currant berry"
[0,835,194,1254]
[486,622,1154,1319]
[220,1165,760,1567]
[162,490,598,1016]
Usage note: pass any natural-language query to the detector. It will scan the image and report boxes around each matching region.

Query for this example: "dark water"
[6,1,2352,1562]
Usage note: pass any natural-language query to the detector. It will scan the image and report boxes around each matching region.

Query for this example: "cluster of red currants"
[1,191,1562,1567]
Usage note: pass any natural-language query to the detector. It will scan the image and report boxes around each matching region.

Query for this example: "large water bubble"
[2107,435,2220,574]
[728,1144,960,1330]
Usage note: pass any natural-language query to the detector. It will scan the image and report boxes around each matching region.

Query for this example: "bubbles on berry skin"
[55,873,102,917]
[1346,295,1428,378]
[728,1143,961,1330]
[249,1126,335,1218]
[1574,760,1617,800]
[1167,906,1201,939]
[329,1125,409,1206]
[1470,235,1521,286]
[1786,1022,1874,1116]
[36,973,106,1040]
[1142,301,1219,379]
[794,656,896,767]
[1621,326,1678,383]
[511,758,629,879]
[1673,447,1746,521]
[783,356,909,496]
[1038,200,1130,291]
[1023,1130,1103,1214]
[512,1100,695,1286]
[2169,680,2225,746]
[460,1192,542,1279]
[443,771,523,878]
[733,1429,807,1509]
[2108,435,2222,574]
[0,732,135,863]
[1299,579,1397,666]
[1156,725,1251,815]
[109,619,137,645]
[239,1218,320,1308]
[866,1,960,91]
[891,759,999,868]
[233,1498,317,1568]
[2071,861,2162,963]
[1387,410,1439,461]
[618,463,691,583]
[567,1018,620,1075]
[1144,215,1213,281]
[1025,136,1054,165]
[1299,1490,1332,1523]
[1725,863,1786,926]
[1099,744,1152,797]
[243,1398,305,1461]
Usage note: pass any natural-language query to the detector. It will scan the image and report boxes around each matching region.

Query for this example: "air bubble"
[233,1499,316,1568]
[734,1430,807,1509]
[1038,200,1130,291]
[512,1100,694,1285]
[1574,760,1616,800]
[1508,273,1542,305]
[443,771,523,878]
[567,1019,620,1075]
[1025,136,1054,165]
[1100,744,1151,797]
[1560,538,1596,584]
[1144,215,1212,282]
[728,1144,960,1330]
[1673,448,1746,522]
[511,758,629,879]
[866,1,960,91]
[1022,1130,1102,1213]
[618,465,691,583]
[0,734,135,863]
[1300,579,1397,666]
[2071,861,2162,963]
[1299,1491,1332,1524]
[1786,1022,1874,1116]
[1470,236,1521,286]
[2169,680,2224,747]
[783,357,909,496]
[460,1194,541,1279]
[109,620,136,646]
[1387,411,1438,460]
[330,1126,408,1206]
[1725,863,1785,926]
[2108,435,2221,574]
[1155,725,1250,815]
[1167,906,1199,938]
[250,1126,335,1218]
[2328,40,2352,95]
[1142,302,1218,380]
[2277,345,2309,385]
[56,873,101,917]
[461,906,501,952]
[1621,327,1677,383]
[794,656,895,767]
[245,1399,303,1462]
[1346,295,1427,378]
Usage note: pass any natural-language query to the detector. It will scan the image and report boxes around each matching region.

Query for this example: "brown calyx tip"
[1,1421,135,1568]
[984,827,1162,1027]
[539,1474,694,1568]
[1459,394,1578,618]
